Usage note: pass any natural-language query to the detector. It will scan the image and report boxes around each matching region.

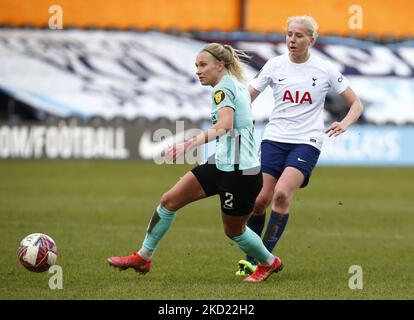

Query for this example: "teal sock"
[142,204,176,251]
[232,227,272,265]
[246,212,266,264]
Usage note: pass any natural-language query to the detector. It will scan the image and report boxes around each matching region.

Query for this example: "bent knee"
[275,189,290,202]
[273,189,292,210]
[160,192,179,212]
[254,196,271,214]
[223,225,244,239]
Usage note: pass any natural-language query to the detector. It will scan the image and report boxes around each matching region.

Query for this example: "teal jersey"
[211,75,260,172]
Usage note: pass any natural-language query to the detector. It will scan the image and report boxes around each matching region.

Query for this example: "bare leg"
[160,171,207,211]
[260,166,304,257]
[222,211,274,266]
[272,167,304,213]
[221,212,251,238]
[253,173,277,215]
[141,170,207,257]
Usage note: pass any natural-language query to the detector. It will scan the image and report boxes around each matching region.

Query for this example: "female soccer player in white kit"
[236,15,364,276]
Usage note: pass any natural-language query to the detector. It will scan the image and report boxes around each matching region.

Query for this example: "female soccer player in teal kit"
[108,43,283,282]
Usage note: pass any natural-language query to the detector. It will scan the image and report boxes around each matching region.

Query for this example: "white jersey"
[251,53,350,150]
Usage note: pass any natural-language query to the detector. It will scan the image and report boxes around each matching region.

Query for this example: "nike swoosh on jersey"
[297,157,307,163]
[138,129,194,160]
[278,78,286,82]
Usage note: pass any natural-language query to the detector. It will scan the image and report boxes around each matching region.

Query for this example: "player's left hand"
[163,141,192,163]
[325,121,348,137]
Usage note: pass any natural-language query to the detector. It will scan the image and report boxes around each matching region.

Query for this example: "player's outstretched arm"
[164,107,234,162]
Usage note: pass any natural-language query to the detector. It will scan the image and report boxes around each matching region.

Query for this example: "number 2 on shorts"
[224,192,234,208]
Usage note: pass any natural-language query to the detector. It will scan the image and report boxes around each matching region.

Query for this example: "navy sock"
[262,211,289,254]
[247,213,266,237]
[245,212,266,264]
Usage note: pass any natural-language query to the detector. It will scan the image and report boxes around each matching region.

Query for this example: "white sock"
[264,255,275,266]
[138,247,153,261]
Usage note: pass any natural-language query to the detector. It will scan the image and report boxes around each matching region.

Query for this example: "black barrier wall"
[0,118,202,160]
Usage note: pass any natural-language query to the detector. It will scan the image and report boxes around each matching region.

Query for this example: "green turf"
[0,161,413,299]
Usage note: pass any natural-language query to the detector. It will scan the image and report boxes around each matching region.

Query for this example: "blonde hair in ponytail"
[202,43,250,82]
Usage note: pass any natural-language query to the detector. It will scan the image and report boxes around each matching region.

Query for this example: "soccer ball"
[17,233,58,272]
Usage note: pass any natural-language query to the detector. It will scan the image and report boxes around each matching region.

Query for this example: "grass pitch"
[0,161,413,300]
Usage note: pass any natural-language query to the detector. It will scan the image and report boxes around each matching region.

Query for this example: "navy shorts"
[260,140,320,188]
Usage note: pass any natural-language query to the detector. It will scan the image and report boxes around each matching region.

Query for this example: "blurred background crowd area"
[1,0,413,38]
[0,0,413,165]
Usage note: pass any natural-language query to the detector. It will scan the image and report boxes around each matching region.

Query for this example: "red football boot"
[107,252,151,274]
[243,256,283,282]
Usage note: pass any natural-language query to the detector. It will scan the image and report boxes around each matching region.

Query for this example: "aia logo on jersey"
[282,90,313,104]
